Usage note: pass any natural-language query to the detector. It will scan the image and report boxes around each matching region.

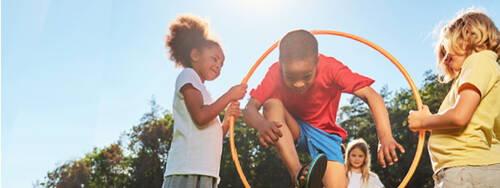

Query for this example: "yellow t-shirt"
[429,50,500,172]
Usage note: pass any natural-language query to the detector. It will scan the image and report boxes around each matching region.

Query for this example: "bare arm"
[182,84,246,128]
[353,86,405,168]
[353,87,393,139]
[243,98,267,130]
[409,84,481,131]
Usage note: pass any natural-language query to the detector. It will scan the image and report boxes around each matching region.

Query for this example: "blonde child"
[408,8,500,187]
[345,139,384,188]
[162,15,247,188]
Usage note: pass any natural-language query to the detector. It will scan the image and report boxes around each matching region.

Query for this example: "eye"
[445,55,453,63]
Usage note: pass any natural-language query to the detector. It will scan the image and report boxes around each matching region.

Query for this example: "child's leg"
[262,99,302,180]
[322,161,347,188]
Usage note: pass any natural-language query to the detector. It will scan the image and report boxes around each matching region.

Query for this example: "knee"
[262,98,284,113]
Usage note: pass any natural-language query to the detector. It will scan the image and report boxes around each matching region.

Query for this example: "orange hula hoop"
[229,30,425,188]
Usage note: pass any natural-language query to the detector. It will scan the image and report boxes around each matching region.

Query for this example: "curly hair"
[166,15,220,67]
[435,8,500,83]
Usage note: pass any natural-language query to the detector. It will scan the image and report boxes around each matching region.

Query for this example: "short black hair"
[279,29,318,64]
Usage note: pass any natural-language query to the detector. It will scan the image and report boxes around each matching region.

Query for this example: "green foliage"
[40,98,173,188]
[218,112,295,188]
[41,143,129,188]
[339,70,451,187]
[126,99,174,188]
[40,71,451,188]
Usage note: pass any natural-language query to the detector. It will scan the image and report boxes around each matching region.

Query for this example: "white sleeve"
[175,68,204,96]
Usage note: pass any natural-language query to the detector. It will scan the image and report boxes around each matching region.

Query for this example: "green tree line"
[38,71,450,188]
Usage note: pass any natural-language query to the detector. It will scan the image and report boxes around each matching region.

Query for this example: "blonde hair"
[435,8,500,83]
[345,138,371,186]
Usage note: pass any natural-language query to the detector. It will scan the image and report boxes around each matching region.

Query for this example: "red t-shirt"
[249,54,374,140]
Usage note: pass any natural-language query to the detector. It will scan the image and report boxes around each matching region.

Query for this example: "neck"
[190,66,206,83]
[351,167,362,173]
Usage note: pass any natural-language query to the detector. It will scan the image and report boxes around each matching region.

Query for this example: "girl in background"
[345,139,384,188]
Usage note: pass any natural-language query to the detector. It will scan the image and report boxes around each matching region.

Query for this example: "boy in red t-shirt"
[242,30,405,188]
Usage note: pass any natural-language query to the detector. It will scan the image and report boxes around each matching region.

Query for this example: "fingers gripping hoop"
[229,30,425,188]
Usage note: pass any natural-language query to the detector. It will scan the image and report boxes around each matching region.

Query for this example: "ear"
[190,48,201,63]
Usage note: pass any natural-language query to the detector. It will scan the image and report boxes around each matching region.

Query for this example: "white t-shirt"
[347,171,384,188]
[164,68,223,183]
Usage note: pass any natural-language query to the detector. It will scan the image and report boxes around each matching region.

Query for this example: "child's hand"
[257,120,283,148]
[226,102,241,119]
[408,105,432,132]
[227,84,248,101]
[377,137,405,168]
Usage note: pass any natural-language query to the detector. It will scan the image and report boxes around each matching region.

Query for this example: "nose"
[293,81,305,88]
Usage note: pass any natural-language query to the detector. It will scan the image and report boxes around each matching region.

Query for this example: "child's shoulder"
[318,54,350,71]
[465,50,499,68]
[319,54,343,65]
[175,68,202,88]
[177,67,198,79]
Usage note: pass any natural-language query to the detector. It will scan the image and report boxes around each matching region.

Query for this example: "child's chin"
[294,90,307,94]
[292,87,310,94]
[207,75,219,81]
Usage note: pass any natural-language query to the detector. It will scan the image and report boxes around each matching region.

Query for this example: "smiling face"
[191,45,225,82]
[281,57,318,93]
[348,147,366,170]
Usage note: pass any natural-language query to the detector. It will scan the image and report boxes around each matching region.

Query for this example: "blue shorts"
[295,118,344,164]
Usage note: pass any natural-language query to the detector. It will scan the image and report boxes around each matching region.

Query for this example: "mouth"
[211,68,219,76]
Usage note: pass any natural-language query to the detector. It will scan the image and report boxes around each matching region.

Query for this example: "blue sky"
[2,0,499,187]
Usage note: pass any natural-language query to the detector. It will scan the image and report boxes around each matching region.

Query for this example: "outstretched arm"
[243,98,272,131]
[353,86,405,168]
[182,84,246,128]
[408,84,480,131]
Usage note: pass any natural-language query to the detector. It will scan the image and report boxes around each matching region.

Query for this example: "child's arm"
[182,84,247,128]
[221,101,241,137]
[408,84,481,131]
[243,98,283,148]
[353,86,405,168]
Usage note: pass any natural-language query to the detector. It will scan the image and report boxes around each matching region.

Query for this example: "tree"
[40,98,173,188]
[41,71,451,188]
[126,99,173,188]
[219,112,294,188]
[41,143,129,188]
[338,70,451,187]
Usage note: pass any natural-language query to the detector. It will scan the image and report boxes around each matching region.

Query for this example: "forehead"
[281,59,316,75]
[350,147,365,155]
[203,45,224,57]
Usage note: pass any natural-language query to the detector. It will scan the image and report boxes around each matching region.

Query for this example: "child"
[162,15,247,188]
[345,139,384,188]
[243,29,405,188]
[408,8,500,187]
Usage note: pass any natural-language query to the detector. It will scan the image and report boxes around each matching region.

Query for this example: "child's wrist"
[221,92,232,104]
[377,133,393,140]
